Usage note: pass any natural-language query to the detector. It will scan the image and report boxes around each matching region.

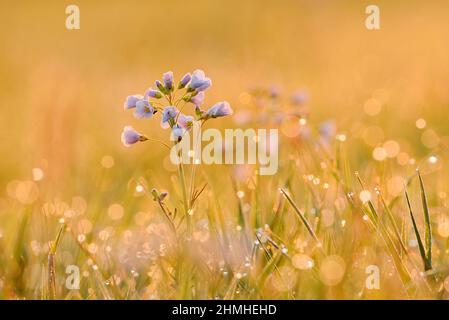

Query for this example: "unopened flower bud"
[145,88,162,99]
[178,73,191,89]
[204,101,233,119]
[151,188,159,201]
[121,126,147,147]
[163,71,174,91]
[124,94,143,110]
[159,192,168,201]
[155,80,167,94]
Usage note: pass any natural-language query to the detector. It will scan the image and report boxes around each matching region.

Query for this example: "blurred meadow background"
[1,0,449,299]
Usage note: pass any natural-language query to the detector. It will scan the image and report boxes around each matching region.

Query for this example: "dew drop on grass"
[416,118,426,129]
[319,255,346,286]
[429,155,438,164]
[108,203,124,220]
[292,254,314,270]
[336,134,346,142]
[359,190,372,203]
[372,147,387,161]
[32,168,44,181]
[409,239,418,247]
[77,234,86,243]
[101,155,115,168]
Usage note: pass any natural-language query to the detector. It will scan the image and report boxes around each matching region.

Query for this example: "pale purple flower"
[269,85,281,98]
[161,106,179,128]
[205,101,233,119]
[144,88,162,99]
[134,99,155,119]
[319,120,336,140]
[163,71,174,90]
[291,90,309,105]
[162,106,178,122]
[190,91,205,106]
[178,73,191,89]
[172,124,184,142]
[121,126,147,147]
[178,114,194,130]
[124,94,143,110]
[189,69,212,92]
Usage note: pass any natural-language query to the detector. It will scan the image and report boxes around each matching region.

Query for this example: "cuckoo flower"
[145,88,162,99]
[204,101,233,119]
[163,71,174,91]
[121,70,234,242]
[269,85,281,98]
[291,90,309,106]
[319,120,336,141]
[121,126,147,147]
[134,99,155,119]
[190,91,205,107]
[178,114,194,130]
[124,94,143,110]
[172,124,184,142]
[189,69,212,92]
[178,73,191,89]
[161,106,179,129]
[122,70,232,146]
[155,80,166,94]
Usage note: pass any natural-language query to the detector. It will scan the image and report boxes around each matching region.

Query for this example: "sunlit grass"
[1,84,449,299]
[2,0,449,301]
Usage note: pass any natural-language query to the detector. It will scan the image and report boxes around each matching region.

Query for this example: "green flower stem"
[178,156,191,237]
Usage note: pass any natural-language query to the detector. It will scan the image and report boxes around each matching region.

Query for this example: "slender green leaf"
[417,170,432,268]
[404,185,431,271]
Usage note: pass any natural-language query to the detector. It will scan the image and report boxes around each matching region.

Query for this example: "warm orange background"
[1,1,449,190]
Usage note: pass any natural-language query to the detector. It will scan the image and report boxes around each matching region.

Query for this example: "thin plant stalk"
[178,160,191,236]
[48,224,65,300]
[379,193,408,254]
[280,188,320,243]
[417,170,432,268]
[404,185,431,271]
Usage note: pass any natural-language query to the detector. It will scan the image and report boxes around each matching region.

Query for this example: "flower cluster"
[233,86,310,127]
[121,70,233,147]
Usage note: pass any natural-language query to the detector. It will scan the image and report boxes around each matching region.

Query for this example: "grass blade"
[48,224,65,300]
[417,170,432,269]
[404,185,431,271]
[379,193,408,254]
[280,188,319,243]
